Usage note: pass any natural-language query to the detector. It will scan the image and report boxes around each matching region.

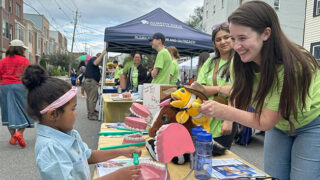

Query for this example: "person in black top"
[84,50,106,120]
[126,52,147,92]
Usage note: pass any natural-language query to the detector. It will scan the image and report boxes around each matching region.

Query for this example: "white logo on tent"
[141,20,149,24]
[140,19,183,29]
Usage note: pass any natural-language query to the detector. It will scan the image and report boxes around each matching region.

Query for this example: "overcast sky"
[23,0,203,56]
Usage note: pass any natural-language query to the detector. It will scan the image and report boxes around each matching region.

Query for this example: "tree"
[185,6,203,28]
[45,53,73,71]
[141,54,156,68]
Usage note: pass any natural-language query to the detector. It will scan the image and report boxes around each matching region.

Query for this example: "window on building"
[314,0,320,16]
[29,53,32,63]
[213,5,216,14]
[2,21,12,39]
[15,23,24,41]
[9,0,12,13]
[311,42,320,61]
[274,0,280,10]
[29,31,33,43]
[222,0,224,8]
[16,3,20,17]
[1,0,6,8]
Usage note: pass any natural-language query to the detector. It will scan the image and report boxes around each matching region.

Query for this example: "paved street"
[0,85,264,180]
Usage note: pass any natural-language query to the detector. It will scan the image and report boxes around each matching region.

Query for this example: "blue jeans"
[264,116,320,180]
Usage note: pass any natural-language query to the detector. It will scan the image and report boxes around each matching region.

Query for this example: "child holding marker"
[22,65,141,180]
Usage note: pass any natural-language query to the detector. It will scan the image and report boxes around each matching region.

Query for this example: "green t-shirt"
[230,59,320,131]
[132,66,138,87]
[123,60,134,75]
[152,48,172,84]
[114,66,121,79]
[197,58,231,138]
[170,59,180,85]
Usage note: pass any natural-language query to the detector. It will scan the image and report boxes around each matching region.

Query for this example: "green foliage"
[141,54,156,67]
[123,55,132,67]
[39,58,47,69]
[185,6,203,28]
[45,53,73,71]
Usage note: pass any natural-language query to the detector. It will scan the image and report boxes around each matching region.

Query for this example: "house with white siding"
[202,0,306,46]
[303,0,320,61]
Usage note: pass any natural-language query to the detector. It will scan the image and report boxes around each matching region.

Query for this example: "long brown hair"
[167,46,180,59]
[197,52,209,75]
[6,46,25,57]
[228,1,319,133]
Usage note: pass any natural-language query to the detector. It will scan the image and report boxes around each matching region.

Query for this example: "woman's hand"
[120,147,142,158]
[200,100,226,118]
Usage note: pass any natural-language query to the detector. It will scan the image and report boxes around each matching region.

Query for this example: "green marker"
[98,131,138,136]
[100,142,146,150]
[116,127,148,134]
[133,153,139,165]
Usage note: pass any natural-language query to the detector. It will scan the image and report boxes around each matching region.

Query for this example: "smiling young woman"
[199,1,320,179]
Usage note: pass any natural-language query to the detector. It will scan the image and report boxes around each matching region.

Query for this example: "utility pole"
[69,9,78,77]
[71,9,78,53]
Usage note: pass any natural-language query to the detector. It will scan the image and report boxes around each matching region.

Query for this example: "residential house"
[202,0,306,45]
[24,13,50,55]
[304,0,320,61]
[0,0,24,58]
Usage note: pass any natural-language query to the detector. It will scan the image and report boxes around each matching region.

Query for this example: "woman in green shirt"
[197,25,236,149]
[167,46,181,85]
[127,52,147,92]
[200,1,320,179]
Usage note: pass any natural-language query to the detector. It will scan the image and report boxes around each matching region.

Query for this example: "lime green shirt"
[132,66,138,87]
[197,58,230,138]
[170,59,180,85]
[230,59,320,131]
[114,66,121,79]
[152,48,172,84]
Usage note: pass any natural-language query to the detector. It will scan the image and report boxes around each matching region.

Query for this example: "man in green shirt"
[150,33,172,84]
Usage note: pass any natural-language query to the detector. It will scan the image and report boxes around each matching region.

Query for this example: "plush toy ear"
[176,111,189,124]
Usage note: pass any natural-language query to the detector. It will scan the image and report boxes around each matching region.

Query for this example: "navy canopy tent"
[104,8,213,56]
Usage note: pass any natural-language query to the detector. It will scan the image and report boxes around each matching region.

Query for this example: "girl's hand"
[121,147,142,158]
[113,165,141,180]
[221,121,233,135]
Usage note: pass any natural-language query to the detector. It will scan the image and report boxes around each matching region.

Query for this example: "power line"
[58,0,74,12]
[23,1,41,15]
[70,0,78,9]
[53,0,73,22]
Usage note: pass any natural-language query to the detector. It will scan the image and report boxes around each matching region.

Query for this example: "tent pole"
[99,42,108,121]
[190,55,193,81]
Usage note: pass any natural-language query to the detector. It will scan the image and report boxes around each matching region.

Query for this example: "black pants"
[213,122,237,149]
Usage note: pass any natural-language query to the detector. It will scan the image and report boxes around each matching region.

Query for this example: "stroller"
[70,68,77,86]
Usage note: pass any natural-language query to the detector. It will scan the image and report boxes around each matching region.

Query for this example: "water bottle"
[194,132,213,180]
[190,126,205,169]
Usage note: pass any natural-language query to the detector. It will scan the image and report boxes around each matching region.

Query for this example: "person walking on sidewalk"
[0,39,34,147]
[84,50,107,120]
[150,32,172,84]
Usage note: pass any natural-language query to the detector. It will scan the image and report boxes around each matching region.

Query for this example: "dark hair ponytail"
[22,65,72,121]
